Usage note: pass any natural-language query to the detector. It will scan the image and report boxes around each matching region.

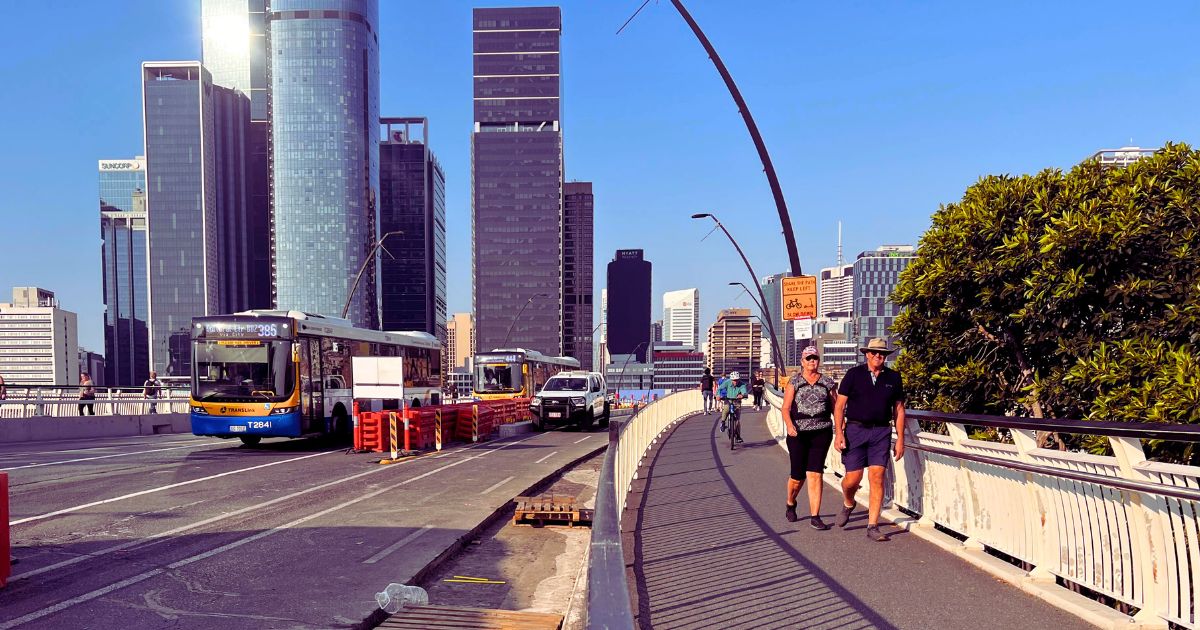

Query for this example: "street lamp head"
[690,212,713,219]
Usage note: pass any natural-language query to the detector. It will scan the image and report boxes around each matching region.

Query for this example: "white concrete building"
[819,263,854,317]
[0,287,79,387]
[662,288,699,349]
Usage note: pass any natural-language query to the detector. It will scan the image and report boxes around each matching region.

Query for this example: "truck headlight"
[531,397,541,406]
[570,397,586,406]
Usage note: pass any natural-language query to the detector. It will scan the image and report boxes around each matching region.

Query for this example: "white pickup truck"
[529,371,610,431]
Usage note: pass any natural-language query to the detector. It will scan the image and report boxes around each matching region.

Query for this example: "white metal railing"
[0,385,190,418]
[612,390,703,516]
[763,385,1200,629]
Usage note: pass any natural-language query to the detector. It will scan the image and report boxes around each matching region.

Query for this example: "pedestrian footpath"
[620,409,1097,630]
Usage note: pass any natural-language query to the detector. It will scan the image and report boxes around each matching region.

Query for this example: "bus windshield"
[475,362,522,393]
[192,339,294,402]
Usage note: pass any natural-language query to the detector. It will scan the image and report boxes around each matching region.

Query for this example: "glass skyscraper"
[100,158,150,386]
[142,62,221,377]
[472,7,564,356]
[271,0,380,327]
[379,117,446,339]
[201,0,273,312]
[562,182,593,367]
[606,250,652,363]
[852,245,917,353]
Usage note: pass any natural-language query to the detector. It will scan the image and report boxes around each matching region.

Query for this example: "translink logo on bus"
[218,405,269,414]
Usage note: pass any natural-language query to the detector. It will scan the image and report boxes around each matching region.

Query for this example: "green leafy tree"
[893,144,1200,460]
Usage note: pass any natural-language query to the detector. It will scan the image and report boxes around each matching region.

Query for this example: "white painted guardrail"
[763,386,1199,629]
[0,386,190,418]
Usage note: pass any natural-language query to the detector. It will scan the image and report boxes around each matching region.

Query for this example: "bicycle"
[724,396,744,450]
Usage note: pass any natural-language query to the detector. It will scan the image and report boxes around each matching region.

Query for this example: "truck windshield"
[544,377,588,392]
[192,340,294,402]
[475,362,521,393]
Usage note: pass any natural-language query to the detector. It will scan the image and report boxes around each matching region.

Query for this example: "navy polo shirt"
[837,364,905,426]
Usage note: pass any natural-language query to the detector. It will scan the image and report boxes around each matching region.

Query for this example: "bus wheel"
[239,436,262,447]
[331,404,352,444]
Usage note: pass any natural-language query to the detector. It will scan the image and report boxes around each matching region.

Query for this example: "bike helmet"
[729,371,741,380]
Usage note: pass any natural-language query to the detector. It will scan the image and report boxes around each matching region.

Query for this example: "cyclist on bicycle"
[722,371,749,445]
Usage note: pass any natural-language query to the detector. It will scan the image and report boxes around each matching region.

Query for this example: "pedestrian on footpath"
[0,373,7,400]
[833,338,906,541]
[782,346,836,529]
[751,372,765,410]
[699,367,716,414]
[143,371,162,414]
[78,373,97,416]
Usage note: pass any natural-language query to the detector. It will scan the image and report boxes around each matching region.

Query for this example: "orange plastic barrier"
[1,472,9,588]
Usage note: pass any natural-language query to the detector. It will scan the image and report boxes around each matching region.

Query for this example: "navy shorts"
[842,423,891,471]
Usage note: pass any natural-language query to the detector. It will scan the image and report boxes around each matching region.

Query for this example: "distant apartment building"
[606,250,652,363]
[446,313,475,371]
[705,308,761,378]
[100,159,150,387]
[652,341,704,392]
[379,117,447,340]
[562,182,594,368]
[662,288,699,349]
[820,263,854,317]
[1091,146,1156,169]
[447,368,474,399]
[852,245,916,354]
[0,288,79,386]
[79,348,105,386]
[472,6,564,356]
[652,320,663,343]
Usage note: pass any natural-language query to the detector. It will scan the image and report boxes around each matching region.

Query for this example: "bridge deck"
[621,409,1097,630]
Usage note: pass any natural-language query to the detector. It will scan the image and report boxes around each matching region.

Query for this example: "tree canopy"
[892,143,1200,449]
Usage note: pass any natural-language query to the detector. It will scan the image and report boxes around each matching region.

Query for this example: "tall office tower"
[0,288,79,386]
[472,7,564,355]
[562,181,594,367]
[210,86,254,314]
[606,250,652,363]
[201,0,272,310]
[446,312,475,370]
[852,245,917,353]
[662,288,699,349]
[652,320,663,343]
[820,264,854,317]
[379,118,446,340]
[271,0,380,327]
[705,308,761,378]
[142,62,223,377]
[100,160,150,387]
[79,348,106,386]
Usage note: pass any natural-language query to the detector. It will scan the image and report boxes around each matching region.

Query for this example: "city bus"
[189,310,441,446]
[472,348,580,401]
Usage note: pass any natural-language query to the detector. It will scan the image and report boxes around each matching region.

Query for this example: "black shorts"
[786,427,833,479]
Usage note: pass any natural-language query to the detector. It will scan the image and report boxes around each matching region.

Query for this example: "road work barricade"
[354,410,388,452]
[1,472,9,588]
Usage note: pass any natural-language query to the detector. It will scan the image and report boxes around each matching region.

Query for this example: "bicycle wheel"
[729,409,737,450]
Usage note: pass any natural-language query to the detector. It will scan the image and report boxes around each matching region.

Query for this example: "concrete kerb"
[353,438,611,630]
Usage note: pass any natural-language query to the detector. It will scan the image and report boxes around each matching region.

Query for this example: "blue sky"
[1,1,1198,352]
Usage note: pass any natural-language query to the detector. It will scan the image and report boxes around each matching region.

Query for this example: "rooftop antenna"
[836,221,844,267]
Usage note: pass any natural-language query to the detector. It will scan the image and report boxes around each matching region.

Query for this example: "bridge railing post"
[1109,436,1170,626]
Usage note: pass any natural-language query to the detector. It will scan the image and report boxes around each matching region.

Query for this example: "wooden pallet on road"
[377,604,562,629]
[512,494,593,528]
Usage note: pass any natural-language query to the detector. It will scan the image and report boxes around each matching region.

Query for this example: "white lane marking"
[0,438,206,458]
[479,475,515,495]
[3,434,541,627]
[574,436,592,444]
[362,526,433,564]
[8,436,525,582]
[534,451,558,464]
[2,442,224,472]
[10,450,335,526]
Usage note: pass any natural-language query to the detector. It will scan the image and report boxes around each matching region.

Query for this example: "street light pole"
[342,230,402,320]
[730,282,785,388]
[502,293,548,349]
[692,212,786,384]
[614,341,648,408]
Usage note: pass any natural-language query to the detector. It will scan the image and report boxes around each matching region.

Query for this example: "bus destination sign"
[199,321,285,339]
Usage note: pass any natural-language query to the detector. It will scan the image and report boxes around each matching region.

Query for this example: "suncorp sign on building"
[98,159,144,171]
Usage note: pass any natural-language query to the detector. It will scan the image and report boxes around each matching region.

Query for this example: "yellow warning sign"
[781,276,817,320]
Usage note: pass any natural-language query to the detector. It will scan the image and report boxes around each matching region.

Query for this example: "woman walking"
[78,373,96,416]
[781,346,836,529]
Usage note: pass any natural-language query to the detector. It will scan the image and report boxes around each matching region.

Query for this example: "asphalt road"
[622,409,1098,630]
[1,426,608,629]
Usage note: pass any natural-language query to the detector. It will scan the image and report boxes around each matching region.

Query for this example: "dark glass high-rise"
[472,6,564,355]
[562,182,593,367]
[379,117,446,341]
[606,250,652,363]
[100,159,149,386]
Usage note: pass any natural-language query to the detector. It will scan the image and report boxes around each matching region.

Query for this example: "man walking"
[143,371,162,414]
[833,338,906,541]
[751,372,765,410]
[699,367,716,414]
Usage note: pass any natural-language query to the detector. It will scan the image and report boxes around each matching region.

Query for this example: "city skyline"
[3,2,1198,352]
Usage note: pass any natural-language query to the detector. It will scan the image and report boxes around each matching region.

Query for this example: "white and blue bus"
[189,310,441,446]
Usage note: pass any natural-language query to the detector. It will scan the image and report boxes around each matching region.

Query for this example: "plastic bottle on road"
[375,583,429,613]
